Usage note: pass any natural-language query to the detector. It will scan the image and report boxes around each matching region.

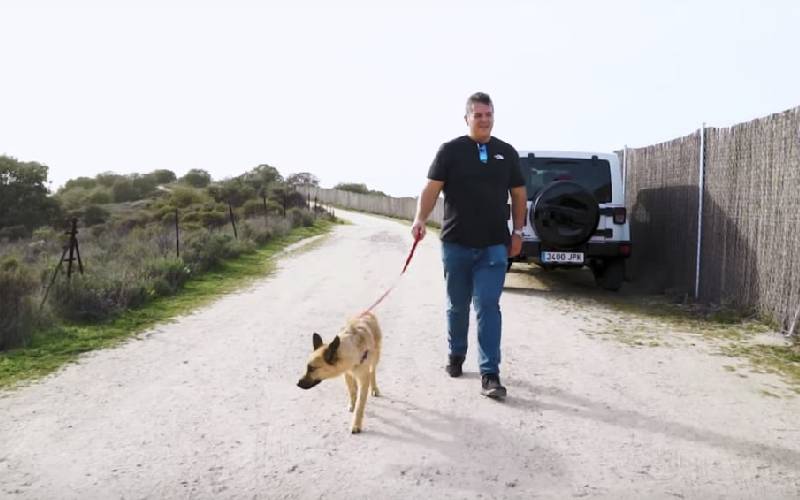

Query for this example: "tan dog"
[297,311,382,434]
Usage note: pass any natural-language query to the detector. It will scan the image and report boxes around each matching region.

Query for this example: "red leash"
[362,235,421,314]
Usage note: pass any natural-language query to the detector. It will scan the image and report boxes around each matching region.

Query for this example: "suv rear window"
[519,157,612,203]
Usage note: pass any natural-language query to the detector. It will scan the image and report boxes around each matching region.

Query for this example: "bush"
[146,257,190,296]
[170,186,208,208]
[0,257,38,350]
[50,272,149,322]
[183,231,256,273]
[288,208,315,228]
[242,199,267,218]
[180,169,211,188]
[0,225,29,242]
[241,221,273,246]
[83,205,110,226]
[180,209,227,228]
[87,188,112,204]
[183,232,234,273]
[111,179,138,203]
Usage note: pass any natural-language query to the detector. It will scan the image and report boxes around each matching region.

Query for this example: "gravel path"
[2,209,799,499]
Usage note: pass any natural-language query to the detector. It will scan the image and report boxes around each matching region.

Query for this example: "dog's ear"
[324,336,340,365]
[313,332,323,350]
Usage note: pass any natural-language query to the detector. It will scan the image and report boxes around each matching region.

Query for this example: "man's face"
[465,102,494,142]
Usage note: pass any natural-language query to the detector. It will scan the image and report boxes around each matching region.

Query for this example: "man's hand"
[508,233,522,257]
[411,219,426,241]
[412,179,443,243]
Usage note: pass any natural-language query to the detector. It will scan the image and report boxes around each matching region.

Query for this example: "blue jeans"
[441,241,507,375]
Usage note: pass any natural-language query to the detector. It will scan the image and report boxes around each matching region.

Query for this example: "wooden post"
[66,218,80,279]
[228,201,238,239]
[175,208,180,258]
[40,246,68,310]
[262,194,269,223]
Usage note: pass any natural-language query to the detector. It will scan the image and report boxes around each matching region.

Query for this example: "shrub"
[146,257,190,296]
[183,232,234,273]
[83,205,110,226]
[180,169,211,188]
[241,221,273,246]
[288,208,315,228]
[170,186,208,208]
[0,257,38,350]
[87,188,112,204]
[0,225,29,242]
[182,231,257,273]
[49,272,149,322]
[242,199,267,218]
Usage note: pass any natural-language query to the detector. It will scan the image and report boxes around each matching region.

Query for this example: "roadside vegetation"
[0,155,335,388]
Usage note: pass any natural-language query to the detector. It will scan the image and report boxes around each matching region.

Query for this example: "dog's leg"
[369,339,382,397]
[351,374,370,434]
[369,363,380,397]
[344,373,357,412]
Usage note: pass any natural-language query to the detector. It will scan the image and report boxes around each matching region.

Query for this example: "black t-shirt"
[428,135,525,248]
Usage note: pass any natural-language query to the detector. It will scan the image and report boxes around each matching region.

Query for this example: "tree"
[334,182,369,194]
[180,169,212,188]
[62,176,96,192]
[334,182,387,197]
[131,173,158,199]
[96,172,124,188]
[87,188,113,204]
[243,164,283,196]
[286,172,320,188]
[111,178,138,202]
[82,205,110,226]
[150,169,177,184]
[207,179,256,207]
[0,155,62,234]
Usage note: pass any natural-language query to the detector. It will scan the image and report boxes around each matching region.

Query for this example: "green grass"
[0,220,335,389]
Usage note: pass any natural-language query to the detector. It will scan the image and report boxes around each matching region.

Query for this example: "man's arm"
[508,185,527,257]
[411,179,444,241]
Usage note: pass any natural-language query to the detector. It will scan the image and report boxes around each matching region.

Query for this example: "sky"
[1,0,799,197]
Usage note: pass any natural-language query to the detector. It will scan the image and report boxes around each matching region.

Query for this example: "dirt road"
[2,210,799,499]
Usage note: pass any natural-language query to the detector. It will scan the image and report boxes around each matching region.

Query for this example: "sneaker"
[481,373,507,399]
[445,354,465,378]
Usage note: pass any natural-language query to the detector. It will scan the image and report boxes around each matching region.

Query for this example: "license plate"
[541,251,584,264]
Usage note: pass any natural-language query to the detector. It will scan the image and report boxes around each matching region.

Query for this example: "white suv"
[507,151,631,291]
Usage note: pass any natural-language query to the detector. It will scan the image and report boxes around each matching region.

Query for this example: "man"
[411,92,527,399]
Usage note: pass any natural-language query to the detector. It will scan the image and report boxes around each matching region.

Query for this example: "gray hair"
[465,92,493,115]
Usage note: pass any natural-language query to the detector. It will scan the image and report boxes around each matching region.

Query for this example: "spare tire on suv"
[532,181,599,249]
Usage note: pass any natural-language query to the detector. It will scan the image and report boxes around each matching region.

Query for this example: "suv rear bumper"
[513,241,632,263]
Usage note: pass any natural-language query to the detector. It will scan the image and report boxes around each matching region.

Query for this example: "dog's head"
[297,333,342,390]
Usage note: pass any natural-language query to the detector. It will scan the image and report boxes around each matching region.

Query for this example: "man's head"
[464,92,494,143]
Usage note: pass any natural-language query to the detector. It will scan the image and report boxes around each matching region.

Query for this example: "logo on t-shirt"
[494,154,504,160]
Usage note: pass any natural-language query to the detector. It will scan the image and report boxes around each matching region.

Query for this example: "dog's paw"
[371,388,381,397]
[350,426,361,434]
[347,403,355,412]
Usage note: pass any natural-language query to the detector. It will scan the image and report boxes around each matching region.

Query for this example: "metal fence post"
[694,123,706,299]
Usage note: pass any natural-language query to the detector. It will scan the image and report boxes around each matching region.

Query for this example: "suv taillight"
[612,207,627,224]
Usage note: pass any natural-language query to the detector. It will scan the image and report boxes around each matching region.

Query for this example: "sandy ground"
[1,209,799,499]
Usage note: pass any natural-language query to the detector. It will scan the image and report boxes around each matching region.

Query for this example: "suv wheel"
[592,258,625,291]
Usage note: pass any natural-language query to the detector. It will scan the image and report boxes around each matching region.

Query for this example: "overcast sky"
[2,0,798,197]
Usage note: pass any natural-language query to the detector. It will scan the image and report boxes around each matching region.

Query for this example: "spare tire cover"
[532,181,599,248]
